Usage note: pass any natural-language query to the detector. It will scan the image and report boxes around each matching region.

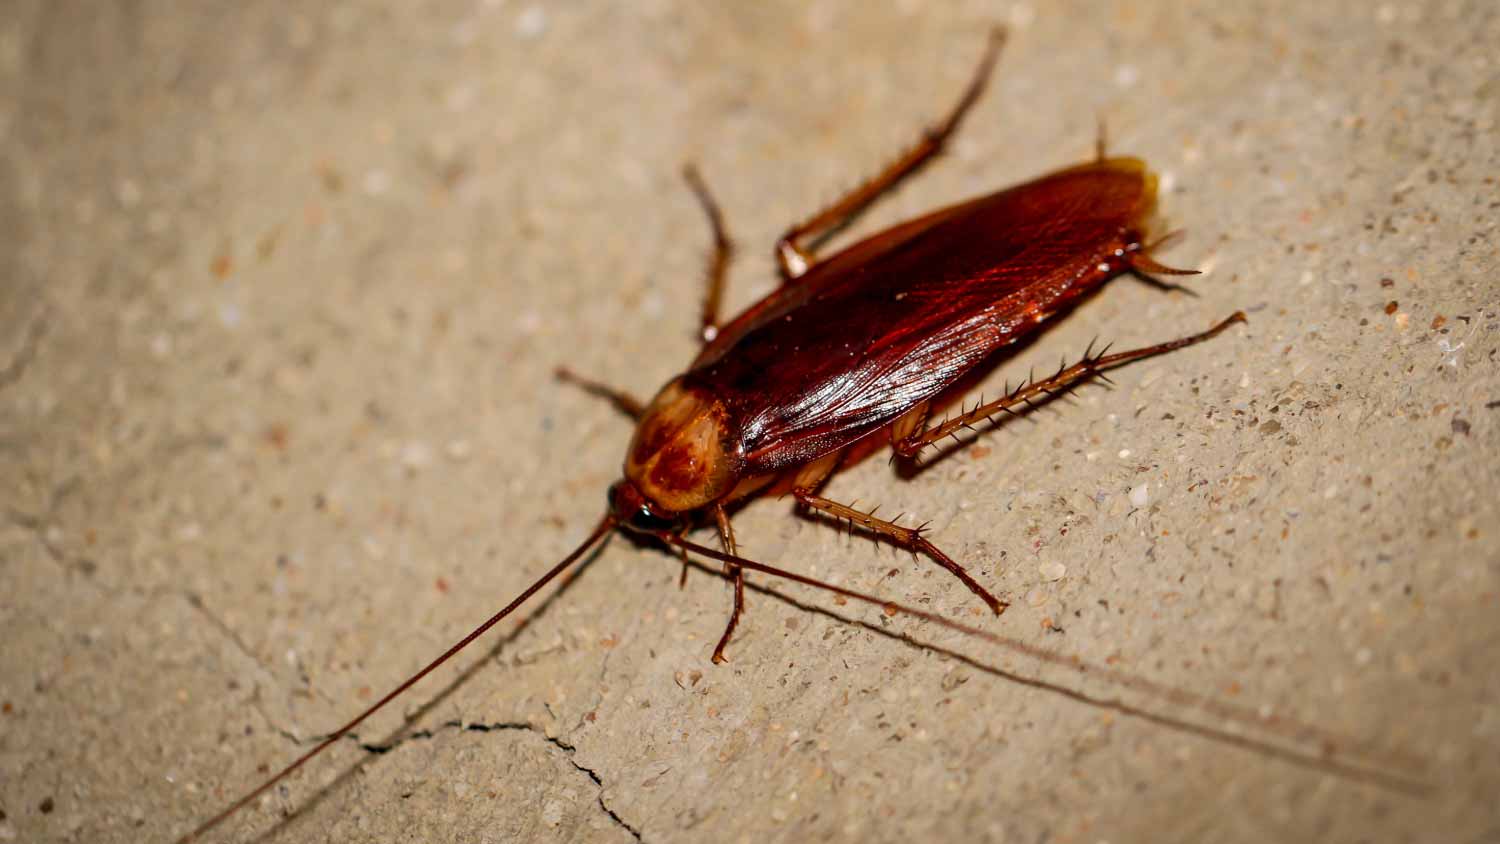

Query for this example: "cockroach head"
[622,376,739,515]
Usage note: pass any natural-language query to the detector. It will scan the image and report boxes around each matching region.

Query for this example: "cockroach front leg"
[776,26,1007,281]
[894,313,1247,459]
[554,367,646,419]
[682,165,736,344]
[794,490,1007,615]
[709,503,745,664]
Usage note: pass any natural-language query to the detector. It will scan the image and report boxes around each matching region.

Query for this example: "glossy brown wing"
[682,157,1161,476]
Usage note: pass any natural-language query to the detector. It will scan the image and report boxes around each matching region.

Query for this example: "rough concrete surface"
[2,2,1497,843]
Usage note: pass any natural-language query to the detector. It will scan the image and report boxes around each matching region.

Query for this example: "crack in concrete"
[0,307,47,392]
[550,734,643,843]
[336,719,643,841]
[7,475,91,575]
[183,590,278,678]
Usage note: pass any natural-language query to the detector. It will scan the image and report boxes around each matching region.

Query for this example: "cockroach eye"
[609,480,683,535]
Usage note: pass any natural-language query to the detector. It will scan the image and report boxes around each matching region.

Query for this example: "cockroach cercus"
[180,26,1259,841]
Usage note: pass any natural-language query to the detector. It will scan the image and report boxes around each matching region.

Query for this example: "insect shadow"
[248,540,1426,844]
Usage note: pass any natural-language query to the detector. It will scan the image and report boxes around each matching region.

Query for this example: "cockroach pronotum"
[178,25,1346,841]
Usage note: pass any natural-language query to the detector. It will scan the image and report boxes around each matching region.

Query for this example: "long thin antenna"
[176,514,618,843]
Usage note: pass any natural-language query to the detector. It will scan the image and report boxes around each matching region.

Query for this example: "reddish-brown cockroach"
[179,26,1257,841]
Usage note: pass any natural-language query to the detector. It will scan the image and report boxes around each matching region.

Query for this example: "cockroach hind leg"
[774,24,1007,281]
[1087,312,1248,372]
[682,163,735,343]
[794,490,1007,615]
[898,313,1244,460]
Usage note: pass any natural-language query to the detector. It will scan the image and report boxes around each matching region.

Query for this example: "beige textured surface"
[2,2,1497,842]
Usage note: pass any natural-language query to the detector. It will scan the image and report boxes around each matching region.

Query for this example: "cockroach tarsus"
[175,25,1289,842]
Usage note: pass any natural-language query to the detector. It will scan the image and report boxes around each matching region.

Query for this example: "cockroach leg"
[674,540,693,590]
[711,451,843,663]
[682,164,736,343]
[1125,230,1200,291]
[554,366,646,419]
[775,26,1007,281]
[1129,252,1201,277]
[794,490,1008,615]
[1094,113,1109,162]
[786,448,846,517]
[895,313,1247,458]
[887,401,934,465]
[709,503,745,664]
[889,401,933,442]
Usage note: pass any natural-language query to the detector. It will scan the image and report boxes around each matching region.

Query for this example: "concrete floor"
[2,2,1497,842]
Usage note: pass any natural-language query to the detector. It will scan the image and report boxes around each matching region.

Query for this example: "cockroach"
[179,26,1253,841]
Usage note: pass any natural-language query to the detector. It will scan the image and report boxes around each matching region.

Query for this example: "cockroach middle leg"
[775,26,1006,280]
[894,312,1247,458]
[554,367,646,419]
[682,164,736,343]
[793,490,1008,615]
[709,503,744,664]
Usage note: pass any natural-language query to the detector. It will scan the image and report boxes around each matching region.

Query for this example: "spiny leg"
[554,367,645,419]
[682,164,736,344]
[776,26,1006,281]
[895,312,1246,458]
[794,490,1007,615]
[709,504,744,664]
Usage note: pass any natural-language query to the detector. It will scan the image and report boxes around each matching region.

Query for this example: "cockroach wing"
[684,158,1159,475]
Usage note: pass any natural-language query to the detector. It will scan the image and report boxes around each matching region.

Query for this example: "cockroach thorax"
[623,377,738,515]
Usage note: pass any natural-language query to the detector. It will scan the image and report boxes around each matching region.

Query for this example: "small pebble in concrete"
[1129,484,1149,508]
